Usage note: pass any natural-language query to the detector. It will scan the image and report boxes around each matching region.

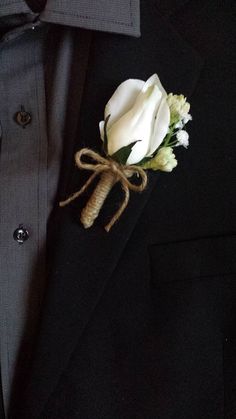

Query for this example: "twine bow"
[59,148,148,232]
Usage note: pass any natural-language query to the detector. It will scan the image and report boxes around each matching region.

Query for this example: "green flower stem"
[165,140,177,147]
[163,127,176,147]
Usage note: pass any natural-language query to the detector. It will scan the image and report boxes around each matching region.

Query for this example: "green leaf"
[111,141,140,165]
[136,156,153,166]
[103,114,110,155]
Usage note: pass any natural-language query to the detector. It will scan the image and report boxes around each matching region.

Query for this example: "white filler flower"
[142,147,177,172]
[99,74,170,165]
[176,130,189,148]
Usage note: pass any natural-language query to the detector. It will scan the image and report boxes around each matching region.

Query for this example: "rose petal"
[142,73,167,97]
[104,79,144,128]
[108,85,162,164]
[99,121,105,140]
[147,97,170,155]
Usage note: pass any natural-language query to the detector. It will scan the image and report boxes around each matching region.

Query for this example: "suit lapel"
[18,2,203,417]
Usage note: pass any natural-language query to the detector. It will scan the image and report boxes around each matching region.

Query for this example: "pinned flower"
[99,74,170,165]
[60,74,192,231]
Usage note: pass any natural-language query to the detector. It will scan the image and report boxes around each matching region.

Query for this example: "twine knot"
[59,148,148,232]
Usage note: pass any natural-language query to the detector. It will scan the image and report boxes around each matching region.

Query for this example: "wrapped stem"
[80,170,117,229]
[59,148,148,231]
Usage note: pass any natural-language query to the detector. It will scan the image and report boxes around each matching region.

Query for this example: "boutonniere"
[60,74,191,232]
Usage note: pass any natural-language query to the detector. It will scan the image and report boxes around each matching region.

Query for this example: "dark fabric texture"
[0,369,4,419]
[3,0,236,418]
[24,0,47,13]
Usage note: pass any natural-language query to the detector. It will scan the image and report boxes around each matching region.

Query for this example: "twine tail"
[104,184,130,233]
[59,172,98,208]
[80,170,116,229]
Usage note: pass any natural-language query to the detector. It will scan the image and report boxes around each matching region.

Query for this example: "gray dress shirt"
[0,0,140,416]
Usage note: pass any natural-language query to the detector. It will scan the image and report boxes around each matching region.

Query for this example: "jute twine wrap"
[59,148,148,232]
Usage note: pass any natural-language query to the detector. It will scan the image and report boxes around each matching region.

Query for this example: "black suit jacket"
[8,1,235,418]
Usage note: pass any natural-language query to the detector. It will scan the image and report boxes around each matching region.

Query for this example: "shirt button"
[13,225,29,244]
[15,106,32,128]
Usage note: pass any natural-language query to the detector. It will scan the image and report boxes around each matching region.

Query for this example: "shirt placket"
[0,21,49,415]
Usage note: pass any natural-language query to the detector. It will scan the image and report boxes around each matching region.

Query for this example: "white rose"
[99,74,170,165]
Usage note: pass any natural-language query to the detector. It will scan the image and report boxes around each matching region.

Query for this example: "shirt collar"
[0,0,32,16]
[40,0,140,37]
[0,0,140,37]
